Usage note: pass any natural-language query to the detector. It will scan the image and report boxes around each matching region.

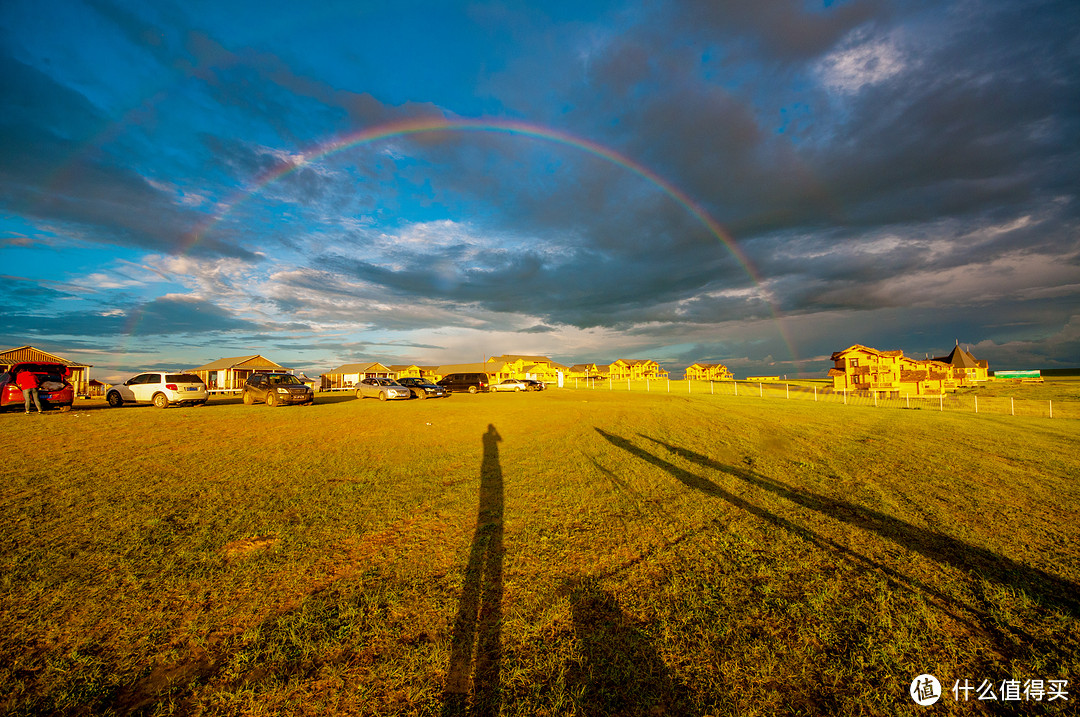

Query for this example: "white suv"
[106,372,208,408]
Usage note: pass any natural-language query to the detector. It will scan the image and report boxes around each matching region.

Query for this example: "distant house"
[607,359,668,381]
[86,379,109,397]
[828,345,903,397]
[685,362,733,381]
[388,365,440,381]
[898,356,954,395]
[829,342,985,397]
[0,345,93,396]
[487,354,569,384]
[190,355,291,391]
[321,362,393,389]
[568,363,602,379]
[437,362,509,382]
[389,364,422,380]
[933,342,989,385]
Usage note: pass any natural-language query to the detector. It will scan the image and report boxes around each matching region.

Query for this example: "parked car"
[0,362,75,412]
[436,373,490,394]
[492,379,529,392]
[521,379,546,391]
[242,372,314,406]
[396,376,448,399]
[355,377,411,401]
[106,372,207,408]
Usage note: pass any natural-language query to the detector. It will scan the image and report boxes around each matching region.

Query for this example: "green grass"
[1,387,1077,715]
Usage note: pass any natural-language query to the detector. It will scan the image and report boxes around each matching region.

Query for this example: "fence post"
[940,394,943,412]
[1050,399,1053,419]
[975,395,978,414]
[844,390,847,405]
[711,381,714,395]
[814,386,817,401]
[575,378,578,389]
[1011,397,1014,416]
[786,383,789,399]
[874,392,878,408]
[906,395,910,409]
[735,381,738,397]
[759,383,763,398]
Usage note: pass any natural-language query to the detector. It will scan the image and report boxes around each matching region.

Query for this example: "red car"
[1,362,75,412]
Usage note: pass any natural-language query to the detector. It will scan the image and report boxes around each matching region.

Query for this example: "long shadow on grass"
[442,424,504,717]
[633,433,1080,619]
[592,428,1070,660]
[563,577,699,716]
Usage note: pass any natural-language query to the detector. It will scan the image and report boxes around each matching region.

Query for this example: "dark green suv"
[242,372,315,407]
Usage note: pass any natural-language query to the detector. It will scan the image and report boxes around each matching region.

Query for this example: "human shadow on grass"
[592,428,1073,660]
[441,424,504,717]
[561,577,699,717]
[633,433,1080,619]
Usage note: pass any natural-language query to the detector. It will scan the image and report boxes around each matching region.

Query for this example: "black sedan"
[396,376,449,399]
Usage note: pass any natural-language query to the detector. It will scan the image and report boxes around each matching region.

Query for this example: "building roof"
[324,362,391,374]
[438,362,506,374]
[0,345,92,368]
[190,354,288,372]
[934,343,982,368]
[489,354,556,363]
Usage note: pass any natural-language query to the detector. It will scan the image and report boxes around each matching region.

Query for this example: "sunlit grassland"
[1,385,1077,715]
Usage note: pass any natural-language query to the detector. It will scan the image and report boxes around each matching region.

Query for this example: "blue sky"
[2,0,1078,382]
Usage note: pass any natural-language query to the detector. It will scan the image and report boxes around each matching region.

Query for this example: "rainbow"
[183,115,797,362]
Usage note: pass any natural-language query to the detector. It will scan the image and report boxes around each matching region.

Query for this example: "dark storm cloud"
[677,0,888,62]
[5,295,256,337]
[0,55,254,259]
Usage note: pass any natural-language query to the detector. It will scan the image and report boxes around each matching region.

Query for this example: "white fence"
[564,378,1075,420]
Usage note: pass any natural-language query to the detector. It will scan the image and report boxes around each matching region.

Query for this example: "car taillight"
[166,384,178,391]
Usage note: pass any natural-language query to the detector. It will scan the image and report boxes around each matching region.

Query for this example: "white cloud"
[818,33,908,94]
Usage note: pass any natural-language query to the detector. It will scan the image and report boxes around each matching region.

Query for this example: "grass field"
[1,383,1078,715]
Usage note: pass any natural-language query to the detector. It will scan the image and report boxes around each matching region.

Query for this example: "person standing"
[17,369,42,414]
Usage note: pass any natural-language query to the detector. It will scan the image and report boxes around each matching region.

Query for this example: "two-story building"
[607,359,669,381]
[684,362,734,381]
[828,345,903,397]
[487,354,569,384]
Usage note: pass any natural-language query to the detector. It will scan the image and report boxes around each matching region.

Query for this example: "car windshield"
[376,378,395,385]
[267,374,302,385]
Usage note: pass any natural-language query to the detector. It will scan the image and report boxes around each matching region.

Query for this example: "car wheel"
[59,405,71,412]
[266,392,279,407]
[152,393,169,409]
[243,391,254,405]
[356,389,364,399]
[518,386,525,392]
[468,386,478,394]
[194,400,207,407]
[106,392,124,408]
[379,391,388,401]
[415,389,426,400]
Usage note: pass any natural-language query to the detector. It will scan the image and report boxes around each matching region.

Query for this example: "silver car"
[107,372,208,408]
[492,379,529,392]
[355,377,411,401]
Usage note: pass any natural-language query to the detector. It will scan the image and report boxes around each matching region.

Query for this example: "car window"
[167,374,203,383]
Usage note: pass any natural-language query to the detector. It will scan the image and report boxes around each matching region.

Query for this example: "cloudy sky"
[2,0,1078,382]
